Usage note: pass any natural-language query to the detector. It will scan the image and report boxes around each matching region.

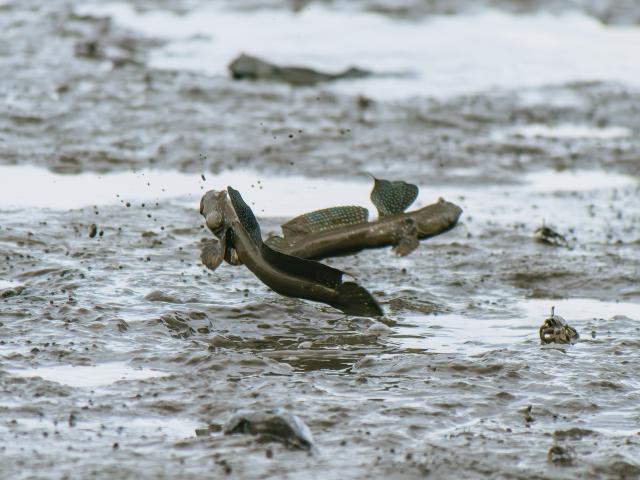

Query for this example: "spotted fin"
[200,238,224,271]
[264,235,289,252]
[392,218,419,256]
[370,177,418,217]
[260,244,344,289]
[282,206,369,239]
[228,186,262,246]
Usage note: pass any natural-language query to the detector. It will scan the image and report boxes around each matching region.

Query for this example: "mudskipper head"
[228,54,274,80]
[200,189,243,267]
[199,190,230,271]
[200,189,227,237]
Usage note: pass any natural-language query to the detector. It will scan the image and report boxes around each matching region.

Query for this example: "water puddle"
[4,414,197,441]
[519,298,639,320]
[393,314,532,354]
[391,298,638,354]
[8,361,169,388]
[0,165,205,210]
[524,170,637,192]
[79,3,640,99]
[509,124,632,139]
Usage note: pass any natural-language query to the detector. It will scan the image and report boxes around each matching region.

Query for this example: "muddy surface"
[1,0,639,479]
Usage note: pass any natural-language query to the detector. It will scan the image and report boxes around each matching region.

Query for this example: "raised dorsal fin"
[228,186,262,246]
[370,177,418,217]
[282,206,369,238]
[260,244,343,288]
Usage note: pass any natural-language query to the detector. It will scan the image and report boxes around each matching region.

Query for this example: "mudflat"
[1,1,639,479]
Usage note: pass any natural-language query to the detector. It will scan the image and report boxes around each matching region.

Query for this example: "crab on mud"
[539,306,579,344]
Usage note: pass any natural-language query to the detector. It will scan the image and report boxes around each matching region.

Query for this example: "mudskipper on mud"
[264,176,462,259]
[228,53,372,86]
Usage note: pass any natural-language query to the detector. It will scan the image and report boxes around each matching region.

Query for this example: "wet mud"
[1,0,640,479]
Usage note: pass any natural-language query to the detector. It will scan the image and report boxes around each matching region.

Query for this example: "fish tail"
[334,282,383,317]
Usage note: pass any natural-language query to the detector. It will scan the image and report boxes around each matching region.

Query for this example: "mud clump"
[1,285,25,298]
[144,290,183,304]
[224,409,314,451]
[547,444,576,465]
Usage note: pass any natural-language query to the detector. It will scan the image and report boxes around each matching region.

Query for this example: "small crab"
[534,222,570,248]
[539,306,579,344]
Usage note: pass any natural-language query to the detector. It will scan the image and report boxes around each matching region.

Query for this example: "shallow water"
[1,0,640,479]
[8,362,169,387]
[506,124,633,140]
[393,298,640,354]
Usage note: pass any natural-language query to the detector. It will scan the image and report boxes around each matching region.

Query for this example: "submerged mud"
[1,0,640,479]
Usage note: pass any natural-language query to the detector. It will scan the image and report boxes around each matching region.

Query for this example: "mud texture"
[1,1,640,479]
[124,0,640,25]
[2,1,640,181]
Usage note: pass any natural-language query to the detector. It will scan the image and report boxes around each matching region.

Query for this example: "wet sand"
[1,0,640,479]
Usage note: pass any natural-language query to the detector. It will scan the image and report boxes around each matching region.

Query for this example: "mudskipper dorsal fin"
[228,186,262,246]
[264,235,288,252]
[370,176,418,217]
[260,244,344,288]
[281,206,369,239]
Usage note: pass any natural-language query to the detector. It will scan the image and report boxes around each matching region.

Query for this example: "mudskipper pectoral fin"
[392,218,419,256]
[281,206,369,239]
[335,282,383,317]
[370,177,419,217]
[200,238,224,271]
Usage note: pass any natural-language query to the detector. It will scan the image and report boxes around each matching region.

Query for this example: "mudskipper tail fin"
[334,282,383,317]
